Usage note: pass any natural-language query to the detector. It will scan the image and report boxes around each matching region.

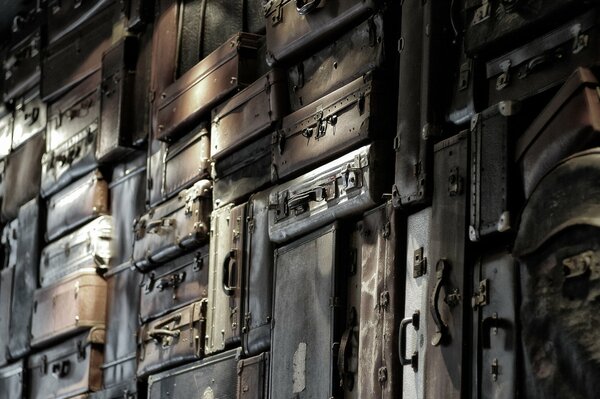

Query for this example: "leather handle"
[399,311,420,370]
[222,250,236,296]
[148,329,180,339]
[296,0,320,15]
[430,259,450,347]
[146,218,175,234]
[481,313,511,349]
[51,360,70,379]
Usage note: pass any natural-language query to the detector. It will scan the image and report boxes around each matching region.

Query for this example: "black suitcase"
[0,360,25,398]
[45,0,115,45]
[392,0,452,209]
[12,88,46,150]
[7,198,41,360]
[237,352,269,399]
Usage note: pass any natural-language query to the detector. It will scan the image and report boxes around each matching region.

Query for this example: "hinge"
[472,279,489,309]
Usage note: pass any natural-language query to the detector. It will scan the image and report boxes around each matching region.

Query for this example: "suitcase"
[0,267,14,366]
[471,251,518,399]
[1,131,44,222]
[0,360,24,399]
[28,327,105,399]
[42,71,101,198]
[46,169,109,242]
[272,73,390,181]
[139,248,209,323]
[133,179,212,269]
[137,300,206,377]
[102,263,142,389]
[40,216,113,288]
[97,36,140,163]
[355,202,401,398]
[469,101,523,241]
[12,87,46,150]
[206,203,246,355]
[46,0,115,45]
[31,270,107,348]
[392,0,451,209]
[400,207,432,399]
[485,7,600,106]
[464,0,589,56]
[264,0,377,65]
[8,198,41,360]
[211,69,287,160]
[242,190,274,356]
[212,133,272,207]
[237,352,269,399]
[147,348,241,399]
[155,32,262,141]
[2,29,41,102]
[110,154,147,266]
[516,67,600,199]
[0,105,12,159]
[268,143,391,244]
[447,41,482,126]
[287,13,394,111]
[424,131,470,398]
[41,4,115,101]
[270,223,342,398]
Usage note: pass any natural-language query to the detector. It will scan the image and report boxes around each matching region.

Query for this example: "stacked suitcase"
[0,0,598,398]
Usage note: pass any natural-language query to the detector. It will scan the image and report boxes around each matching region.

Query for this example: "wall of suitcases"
[0,0,598,398]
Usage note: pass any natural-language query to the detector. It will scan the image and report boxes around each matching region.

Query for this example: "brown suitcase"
[12,88,46,150]
[42,70,101,198]
[46,169,109,242]
[31,270,107,348]
[264,0,376,65]
[272,73,389,182]
[28,327,105,399]
[237,352,270,399]
[137,300,206,377]
[155,32,262,141]
[211,69,288,160]
[133,179,212,270]
[140,248,209,323]
[0,360,25,398]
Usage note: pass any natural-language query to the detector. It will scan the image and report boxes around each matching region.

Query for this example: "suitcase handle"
[222,250,237,296]
[481,313,511,349]
[430,259,455,347]
[288,186,327,212]
[399,311,420,370]
[146,218,176,234]
[51,360,70,379]
[295,0,320,15]
[337,307,357,390]
[25,107,39,125]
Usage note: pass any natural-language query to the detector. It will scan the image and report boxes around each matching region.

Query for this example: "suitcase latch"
[471,279,489,309]
[496,60,512,91]
[571,24,589,54]
[472,0,491,26]
[448,167,463,196]
[413,247,427,278]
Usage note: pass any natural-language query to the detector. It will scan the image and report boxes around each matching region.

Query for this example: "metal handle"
[222,250,236,296]
[51,360,70,379]
[430,259,450,347]
[25,107,39,125]
[146,218,175,234]
[148,329,180,339]
[481,313,511,349]
[337,307,357,390]
[288,186,326,211]
[399,311,420,370]
[296,0,320,15]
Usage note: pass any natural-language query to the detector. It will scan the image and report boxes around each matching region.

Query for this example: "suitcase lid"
[28,327,105,368]
[514,148,600,257]
[212,132,271,178]
[139,299,205,346]
[515,67,600,162]
[48,69,101,122]
[48,168,106,209]
[164,123,209,163]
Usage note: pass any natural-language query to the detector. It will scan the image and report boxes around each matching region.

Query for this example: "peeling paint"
[293,342,307,393]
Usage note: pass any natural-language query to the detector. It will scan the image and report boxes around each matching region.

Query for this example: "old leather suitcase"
[1,131,44,222]
[206,203,246,355]
[211,69,287,160]
[97,36,140,163]
[102,263,142,389]
[110,153,147,266]
[271,223,342,398]
[8,198,41,360]
[139,248,209,323]
[133,179,212,270]
[0,266,14,366]
[272,73,389,181]
[41,4,114,101]
[46,0,114,45]
[464,0,589,56]
[28,327,105,399]
[0,360,25,398]
[137,300,206,377]
[12,88,46,150]
[147,348,241,399]
[516,67,600,199]
[287,13,395,111]
[471,251,518,399]
[237,352,269,399]
[40,216,113,288]
[242,190,274,357]
[264,0,377,65]
[42,70,101,198]
[485,7,600,106]
[469,101,523,241]
[392,0,451,209]
[31,270,107,348]
[401,207,432,399]
[46,169,109,242]
[2,29,41,102]
[0,105,12,158]
[212,133,271,207]
[268,143,391,243]
[424,131,470,399]
[155,32,262,141]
